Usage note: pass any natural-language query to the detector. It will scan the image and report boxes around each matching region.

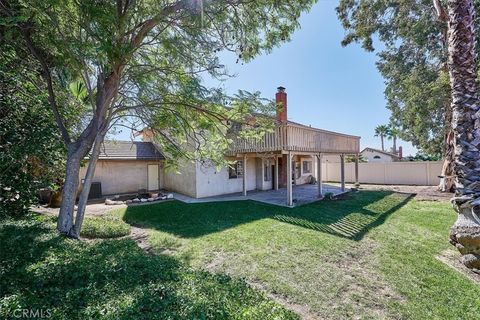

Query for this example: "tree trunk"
[439,99,456,192]
[73,131,106,238]
[57,152,82,236]
[56,70,119,237]
[392,136,397,154]
[381,136,384,151]
[439,129,456,193]
[447,0,480,273]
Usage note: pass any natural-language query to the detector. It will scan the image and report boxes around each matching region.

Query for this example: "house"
[79,141,164,196]
[360,147,402,163]
[81,87,361,206]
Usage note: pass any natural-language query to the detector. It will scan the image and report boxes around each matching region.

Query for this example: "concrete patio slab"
[172,183,349,207]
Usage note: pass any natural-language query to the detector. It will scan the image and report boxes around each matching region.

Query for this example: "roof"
[97,141,164,160]
[360,147,400,159]
[286,120,361,139]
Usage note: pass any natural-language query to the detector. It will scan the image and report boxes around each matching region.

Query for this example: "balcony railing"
[227,123,360,155]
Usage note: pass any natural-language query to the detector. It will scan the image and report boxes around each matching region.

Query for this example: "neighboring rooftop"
[98,141,164,160]
[360,147,400,159]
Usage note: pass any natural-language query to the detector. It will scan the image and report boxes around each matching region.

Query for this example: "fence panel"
[324,161,443,186]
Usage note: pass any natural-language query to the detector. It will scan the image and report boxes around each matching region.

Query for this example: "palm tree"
[374,125,389,151]
[444,0,480,272]
[387,126,400,154]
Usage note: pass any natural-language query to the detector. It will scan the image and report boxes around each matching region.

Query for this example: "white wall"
[323,161,443,186]
[163,159,197,197]
[79,160,163,196]
[195,157,257,198]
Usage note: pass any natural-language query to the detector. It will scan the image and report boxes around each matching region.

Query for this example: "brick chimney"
[276,86,287,123]
[398,146,403,159]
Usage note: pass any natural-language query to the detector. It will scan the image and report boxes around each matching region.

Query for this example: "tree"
[374,125,389,151]
[335,0,478,192]
[1,0,315,237]
[386,125,400,154]
[0,43,66,217]
[444,0,480,273]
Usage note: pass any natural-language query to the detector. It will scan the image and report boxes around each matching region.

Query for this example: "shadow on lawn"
[0,217,294,320]
[122,191,413,241]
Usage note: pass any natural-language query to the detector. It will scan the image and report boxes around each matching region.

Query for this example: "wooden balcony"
[227,123,360,155]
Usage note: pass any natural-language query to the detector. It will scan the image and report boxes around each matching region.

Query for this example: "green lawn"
[0,215,295,320]
[116,191,480,319]
[2,192,479,319]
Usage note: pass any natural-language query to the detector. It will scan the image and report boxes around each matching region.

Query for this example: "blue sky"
[117,0,417,156]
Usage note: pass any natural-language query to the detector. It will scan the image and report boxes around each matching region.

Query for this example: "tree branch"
[20,24,71,144]
[130,1,186,49]
[433,0,447,22]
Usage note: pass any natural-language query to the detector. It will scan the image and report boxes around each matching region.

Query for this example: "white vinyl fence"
[323,161,443,186]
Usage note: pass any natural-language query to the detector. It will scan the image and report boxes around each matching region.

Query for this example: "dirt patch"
[31,202,126,217]
[248,279,322,320]
[205,251,228,273]
[340,183,452,202]
[437,249,480,283]
[128,226,165,255]
[324,239,405,319]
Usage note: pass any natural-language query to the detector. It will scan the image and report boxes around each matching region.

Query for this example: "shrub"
[80,216,131,239]
[323,192,335,200]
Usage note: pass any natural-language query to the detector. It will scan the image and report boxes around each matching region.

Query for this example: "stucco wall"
[195,158,257,198]
[163,159,197,197]
[79,160,163,196]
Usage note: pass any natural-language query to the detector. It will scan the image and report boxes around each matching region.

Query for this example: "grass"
[80,215,131,239]
[116,191,480,319]
[0,215,296,320]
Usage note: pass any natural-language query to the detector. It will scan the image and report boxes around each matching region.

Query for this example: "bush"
[323,192,335,200]
[80,216,131,239]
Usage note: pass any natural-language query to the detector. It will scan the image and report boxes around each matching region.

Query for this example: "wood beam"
[317,153,323,197]
[243,154,247,196]
[355,153,359,187]
[287,151,293,206]
[340,154,345,192]
[275,156,279,190]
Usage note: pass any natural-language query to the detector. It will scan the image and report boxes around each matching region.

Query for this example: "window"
[229,160,244,179]
[264,159,272,181]
[373,155,381,159]
[302,161,312,174]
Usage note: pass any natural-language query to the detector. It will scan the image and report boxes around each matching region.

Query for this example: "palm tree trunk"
[381,136,384,151]
[447,0,480,273]
[392,136,397,154]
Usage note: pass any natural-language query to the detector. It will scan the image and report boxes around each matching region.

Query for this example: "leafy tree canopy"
[1,0,316,165]
[336,0,457,157]
[1,0,316,234]
[0,44,66,216]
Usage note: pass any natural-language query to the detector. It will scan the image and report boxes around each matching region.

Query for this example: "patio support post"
[354,153,359,187]
[275,156,279,190]
[287,151,293,206]
[317,153,323,197]
[340,154,345,192]
[243,154,247,196]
